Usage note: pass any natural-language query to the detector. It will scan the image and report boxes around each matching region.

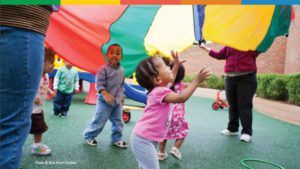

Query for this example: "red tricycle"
[212,90,228,110]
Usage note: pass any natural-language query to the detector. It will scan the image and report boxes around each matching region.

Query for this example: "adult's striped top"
[0,5,52,35]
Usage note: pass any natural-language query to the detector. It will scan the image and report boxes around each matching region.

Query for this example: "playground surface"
[20,91,300,169]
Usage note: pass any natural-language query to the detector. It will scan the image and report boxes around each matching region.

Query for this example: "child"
[30,47,56,155]
[131,53,211,169]
[158,63,188,160]
[53,61,79,117]
[83,44,127,148]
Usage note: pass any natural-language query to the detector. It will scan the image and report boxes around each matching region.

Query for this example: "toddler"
[30,47,56,155]
[83,44,127,148]
[131,52,210,169]
[53,61,79,117]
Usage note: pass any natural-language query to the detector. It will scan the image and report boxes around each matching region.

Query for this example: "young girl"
[158,63,188,160]
[83,44,127,148]
[130,53,210,169]
[30,47,56,155]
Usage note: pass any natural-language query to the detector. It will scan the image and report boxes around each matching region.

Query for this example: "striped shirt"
[0,5,52,35]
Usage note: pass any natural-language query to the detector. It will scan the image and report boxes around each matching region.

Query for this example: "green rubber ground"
[20,92,300,169]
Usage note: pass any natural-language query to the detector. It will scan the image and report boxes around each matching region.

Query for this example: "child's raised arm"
[164,67,211,103]
[169,50,186,87]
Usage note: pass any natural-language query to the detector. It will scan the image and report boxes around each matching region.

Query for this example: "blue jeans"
[0,26,44,169]
[83,95,124,143]
[53,90,74,115]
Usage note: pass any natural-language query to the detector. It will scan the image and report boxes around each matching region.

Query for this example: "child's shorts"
[30,111,48,134]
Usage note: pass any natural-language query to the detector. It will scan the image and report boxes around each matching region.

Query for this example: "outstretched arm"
[200,44,211,53]
[164,67,211,103]
[168,50,186,87]
[199,44,227,60]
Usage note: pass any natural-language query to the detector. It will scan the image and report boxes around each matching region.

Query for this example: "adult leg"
[0,26,44,169]
[83,99,112,141]
[237,74,257,136]
[109,104,124,143]
[225,76,239,132]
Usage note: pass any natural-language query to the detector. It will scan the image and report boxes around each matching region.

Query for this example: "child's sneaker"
[157,151,168,160]
[112,141,128,148]
[170,147,182,160]
[31,144,51,156]
[61,111,68,117]
[86,139,97,146]
[220,129,238,136]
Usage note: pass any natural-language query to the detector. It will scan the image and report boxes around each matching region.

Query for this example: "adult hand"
[199,43,211,53]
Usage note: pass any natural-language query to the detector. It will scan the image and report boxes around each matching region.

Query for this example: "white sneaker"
[220,129,238,136]
[240,134,251,142]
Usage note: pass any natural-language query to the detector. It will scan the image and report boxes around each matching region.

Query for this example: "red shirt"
[209,46,259,73]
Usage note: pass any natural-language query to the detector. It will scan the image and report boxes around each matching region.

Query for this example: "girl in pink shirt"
[131,53,210,169]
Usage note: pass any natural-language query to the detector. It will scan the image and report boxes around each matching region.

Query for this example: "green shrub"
[267,76,288,100]
[206,74,224,89]
[257,74,276,98]
[183,74,224,89]
[183,74,195,83]
[286,74,300,106]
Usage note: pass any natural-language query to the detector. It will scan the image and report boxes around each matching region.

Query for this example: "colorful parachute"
[46,5,292,76]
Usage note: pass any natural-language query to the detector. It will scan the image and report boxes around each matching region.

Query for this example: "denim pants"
[83,95,124,143]
[131,133,159,169]
[0,26,44,169]
[225,73,257,136]
[53,90,74,115]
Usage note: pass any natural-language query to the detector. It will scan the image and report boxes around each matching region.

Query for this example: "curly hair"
[135,57,160,93]
[107,43,123,57]
[44,47,55,64]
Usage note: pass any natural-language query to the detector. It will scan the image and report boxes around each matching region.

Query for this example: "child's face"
[43,60,54,74]
[153,57,173,86]
[64,61,73,69]
[106,46,122,66]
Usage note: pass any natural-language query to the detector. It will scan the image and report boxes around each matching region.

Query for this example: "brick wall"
[181,5,300,76]
[285,5,300,74]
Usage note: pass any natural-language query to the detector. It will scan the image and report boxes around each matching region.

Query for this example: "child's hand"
[34,97,40,105]
[49,90,56,97]
[103,93,115,106]
[195,68,211,83]
[121,96,124,106]
[171,50,186,66]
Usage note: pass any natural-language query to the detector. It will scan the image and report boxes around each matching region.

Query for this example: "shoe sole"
[87,143,97,146]
[31,152,52,156]
[170,152,182,160]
